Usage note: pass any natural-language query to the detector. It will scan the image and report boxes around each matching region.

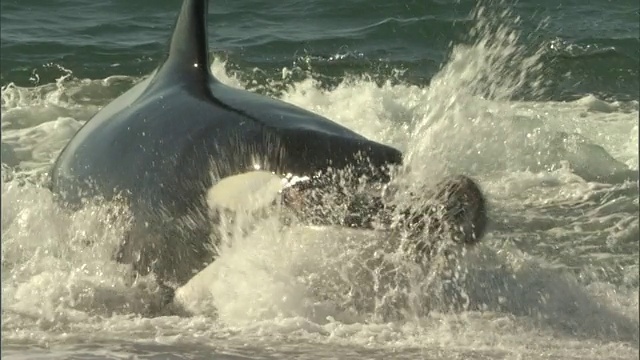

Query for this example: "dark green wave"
[1,0,638,100]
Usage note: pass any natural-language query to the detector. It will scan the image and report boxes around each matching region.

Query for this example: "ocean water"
[1,0,639,359]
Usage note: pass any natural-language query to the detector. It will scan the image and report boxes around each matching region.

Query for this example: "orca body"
[50,0,405,286]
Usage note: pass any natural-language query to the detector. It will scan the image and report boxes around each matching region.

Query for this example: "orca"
[50,0,487,291]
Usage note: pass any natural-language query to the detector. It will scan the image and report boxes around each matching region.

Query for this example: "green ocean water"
[1,1,639,359]
[2,0,638,100]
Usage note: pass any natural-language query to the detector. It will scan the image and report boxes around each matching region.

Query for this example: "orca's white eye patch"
[207,171,310,212]
[207,171,283,212]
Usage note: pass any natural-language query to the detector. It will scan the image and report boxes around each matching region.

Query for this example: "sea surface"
[1,0,639,359]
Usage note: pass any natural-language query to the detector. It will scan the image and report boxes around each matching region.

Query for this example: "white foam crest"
[172,211,640,349]
[0,69,130,131]
[1,116,83,172]
[458,247,639,342]
[400,57,636,183]
[1,178,171,330]
[1,67,144,172]
[177,219,375,325]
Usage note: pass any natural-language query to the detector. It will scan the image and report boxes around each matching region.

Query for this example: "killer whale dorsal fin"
[158,0,215,83]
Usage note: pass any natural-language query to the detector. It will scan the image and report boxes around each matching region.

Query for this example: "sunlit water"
[2,3,638,359]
